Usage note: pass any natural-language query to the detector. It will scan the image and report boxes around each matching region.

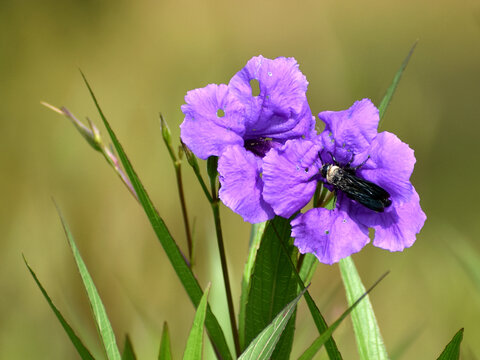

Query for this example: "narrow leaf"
[183,285,210,360]
[436,328,464,360]
[238,288,307,360]
[122,335,137,360]
[239,221,266,349]
[299,271,388,360]
[23,256,95,360]
[378,40,418,121]
[275,231,343,360]
[55,203,121,360]
[339,256,388,360]
[244,217,298,359]
[158,322,173,360]
[80,72,233,360]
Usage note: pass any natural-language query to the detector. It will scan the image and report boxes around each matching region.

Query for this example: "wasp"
[320,152,392,212]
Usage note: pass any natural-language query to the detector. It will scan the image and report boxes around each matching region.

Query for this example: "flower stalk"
[160,114,194,263]
[207,161,241,357]
[42,102,138,201]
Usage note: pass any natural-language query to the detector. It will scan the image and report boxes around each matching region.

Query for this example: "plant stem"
[209,175,241,357]
[174,164,194,263]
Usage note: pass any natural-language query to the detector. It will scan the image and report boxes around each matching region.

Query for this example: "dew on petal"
[325,230,329,234]
[267,71,272,76]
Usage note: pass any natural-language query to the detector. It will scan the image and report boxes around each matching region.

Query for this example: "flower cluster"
[181,56,426,264]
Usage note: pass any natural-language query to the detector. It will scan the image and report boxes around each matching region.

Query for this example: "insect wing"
[335,170,391,212]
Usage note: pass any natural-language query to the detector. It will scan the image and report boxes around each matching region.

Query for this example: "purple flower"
[181,56,315,223]
[263,99,426,264]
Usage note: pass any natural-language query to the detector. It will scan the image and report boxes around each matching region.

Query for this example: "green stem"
[209,173,241,357]
[174,164,194,263]
[211,201,241,357]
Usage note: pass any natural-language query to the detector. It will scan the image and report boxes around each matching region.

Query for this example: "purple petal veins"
[262,139,321,218]
[218,146,275,223]
[291,204,370,265]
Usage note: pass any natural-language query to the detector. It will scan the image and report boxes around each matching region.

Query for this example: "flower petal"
[351,189,426,251]
[218,145,275,223]
[228,55,315,140]
[357,131,415,203]
[262,139,321,218]
[291,206,370,265]
[180,84,245,159]
[318,99,379,166]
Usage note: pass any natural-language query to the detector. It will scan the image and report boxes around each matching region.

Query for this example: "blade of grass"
[122,335,137,360]
[238,288,307,360]
[244,217,298,360]
[378,40,418,122]
[299,271,389,360]
[436,328,464,360]
[183,285,210,360]
[23,256,95,360]
[339,257,389,360]
[239,221,266,349]
[55,203,121,360]
[158,322,173,360]
[80,72,232,360]
[274,225,343,360]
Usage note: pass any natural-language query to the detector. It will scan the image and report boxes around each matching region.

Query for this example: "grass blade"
[23,256,95,360]
[436,328,464,360]
[339,256,388,360]
[183,285,210,360]
[244,217,298,359]
[55,203,121,360]
[238,288,307,360]
[239,222,266,349]
[80,72,232,360]
[158,322,173,360]
[299,271,388,360]
[378,40,418,122]
[122,335,137,360]
[274,230,343,360]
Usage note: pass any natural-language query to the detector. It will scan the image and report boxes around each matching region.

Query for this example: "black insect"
[320,152,392,212]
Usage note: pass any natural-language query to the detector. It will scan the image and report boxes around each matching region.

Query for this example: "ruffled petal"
[180,84,245,159]
[357,131,415,203]
[262,139,321,218]
[218,145,275,223]
[291,206,370,265]
[318,99,379,166]
[228,55,315,140]
[351,189,426,251]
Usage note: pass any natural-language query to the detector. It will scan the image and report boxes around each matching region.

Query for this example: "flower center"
[244,137,274,158]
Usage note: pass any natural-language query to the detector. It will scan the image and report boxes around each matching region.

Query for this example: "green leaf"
[244,217,298,359]
[378,40,418,122]
[299,271,388,360]
[122,335,137,360]
[80,72,233,360]
[158,322,173,360]
[23,256,95,360]
[339,256,388,360]
[238,288,307,360]
[239,221,266,349]
[55,204,121,360]
[275,233,343,360]
[436,328,464,360]
[183,285,210,360]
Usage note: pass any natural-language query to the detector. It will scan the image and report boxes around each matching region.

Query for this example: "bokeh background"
[2,0,480,358]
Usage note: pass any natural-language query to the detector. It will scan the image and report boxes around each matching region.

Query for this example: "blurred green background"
[2,0,480,358]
